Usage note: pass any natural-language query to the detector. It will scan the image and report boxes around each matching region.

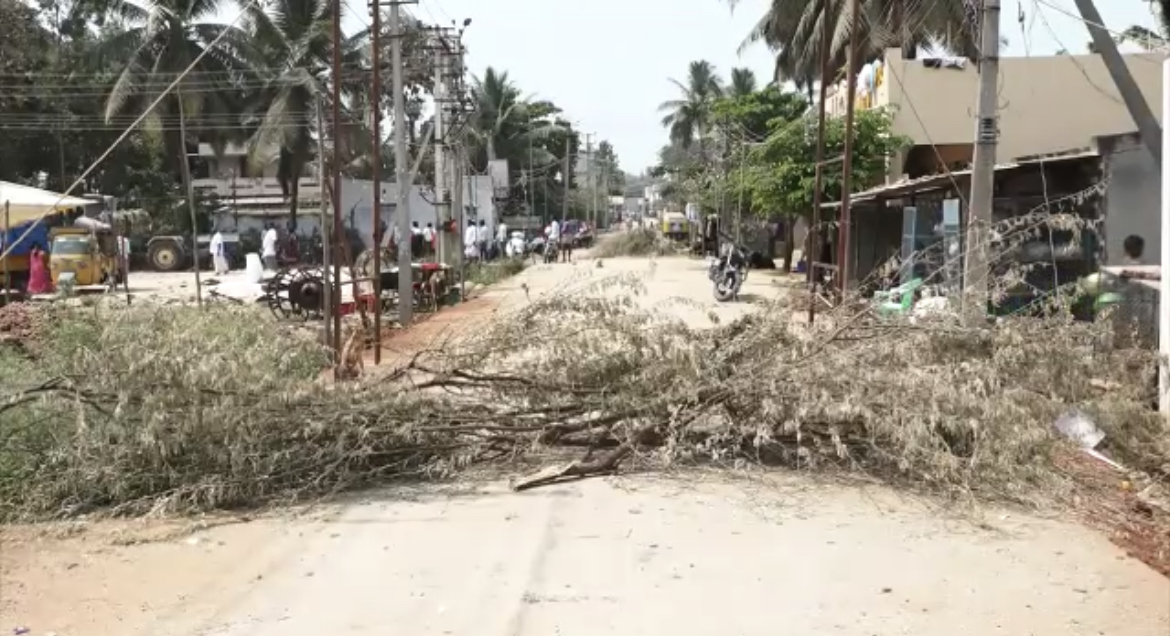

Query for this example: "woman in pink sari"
[26,246,52,295]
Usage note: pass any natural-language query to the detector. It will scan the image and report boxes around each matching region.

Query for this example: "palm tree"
[245,0,368,230]
[468,67,524,165]
[658,60,723,154]
[732,0,978,87]
[729,67,758,97]
[98,0,252,182]
[467,67,565,174]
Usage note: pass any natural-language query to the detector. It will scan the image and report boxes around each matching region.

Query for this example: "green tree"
[731,0,978,89]
[245,0,368,230]
[658,60,723,154]
[731,106,908,269]
[739,107,908,220]
[710,84,808,141]
[594,141,624,195]
[728,67,758,97]
[98,0,252,179]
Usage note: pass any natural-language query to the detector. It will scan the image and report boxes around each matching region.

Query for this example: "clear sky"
[232,0,1162,174]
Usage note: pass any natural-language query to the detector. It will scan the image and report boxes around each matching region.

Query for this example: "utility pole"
[370,0,383,364]
[601,162,610,230]
[962,0,1001,325]
[1159,56,1170,413]
[1072,0,1161,165]
[433,47,448,265]
[389,0,413,326]
[835,0,861,292]
[562,136,571,225]
[807,0,833,325]
[451,143,464,297]
[330,0,343,363]
[176,90,202,308]
[585,134,594,227]
[316,95,332,356]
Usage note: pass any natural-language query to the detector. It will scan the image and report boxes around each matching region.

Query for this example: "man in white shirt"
[422,223,435,260]
[209,229,229,275]
[463,221,479,260]
[261,224,278,271]
[546,219,560,264]
[476,220,490,260]
[495,220,508,252]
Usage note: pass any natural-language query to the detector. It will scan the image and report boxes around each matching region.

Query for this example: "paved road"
[3,255,1167,636]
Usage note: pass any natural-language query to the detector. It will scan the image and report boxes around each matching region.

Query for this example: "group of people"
[463,219,503,261]
[542,219,575,263]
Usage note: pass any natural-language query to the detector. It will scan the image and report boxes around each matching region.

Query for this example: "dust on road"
[3,254,1167,635]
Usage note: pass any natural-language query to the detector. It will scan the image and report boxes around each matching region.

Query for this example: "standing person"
[1122,234,1145,265]
[423,222,436,261]
[476,219,490,261]
[409,221,423,261]
[495,219,508,256]
[560,225,573,263]
[463,220,479,261]
[547,218,561,264]
[117,232,131,281]
[210,228,230,275]
[26,244,51,295]
[261,223,278,271]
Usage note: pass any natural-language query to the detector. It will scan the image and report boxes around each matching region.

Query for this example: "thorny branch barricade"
[808,262,840,324]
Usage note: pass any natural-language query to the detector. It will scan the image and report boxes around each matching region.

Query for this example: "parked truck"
[1,219,52,295]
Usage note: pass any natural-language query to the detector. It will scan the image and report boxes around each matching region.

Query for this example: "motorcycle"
[708,238,748,302]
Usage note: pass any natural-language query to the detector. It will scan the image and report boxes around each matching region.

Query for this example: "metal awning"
[821,148,1099,209]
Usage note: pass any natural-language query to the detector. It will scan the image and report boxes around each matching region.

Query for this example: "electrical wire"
[1032,0,1126,105]
[1033,0,1166,46]
[0,0,265,261]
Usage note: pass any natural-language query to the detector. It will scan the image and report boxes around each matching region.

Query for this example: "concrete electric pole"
[369,0,384,363]
[962,0,1001,325]
[389,0,414,326]
[835,0,861,291]
[433,49,447,264]
[562,136,571,225]
[585,134,595,227]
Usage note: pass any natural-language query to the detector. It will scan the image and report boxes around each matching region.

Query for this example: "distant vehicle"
[560,221,594,248]
[146,233,240,272]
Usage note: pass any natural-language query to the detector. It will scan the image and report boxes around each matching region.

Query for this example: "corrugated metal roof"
[820,147,1099,208]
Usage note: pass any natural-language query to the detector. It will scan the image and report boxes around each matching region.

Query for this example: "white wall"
[213,176,498,251]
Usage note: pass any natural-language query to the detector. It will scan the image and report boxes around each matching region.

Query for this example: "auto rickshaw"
[661,212,690,242]
[49,226,122,291]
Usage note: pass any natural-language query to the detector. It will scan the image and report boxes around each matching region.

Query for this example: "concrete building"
[1095,131,1160,266]
[192,143,324,217]
[827,48,1165,179]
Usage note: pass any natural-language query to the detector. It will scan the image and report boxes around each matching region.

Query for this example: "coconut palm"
[467,67,566,173]
[245,0,368,230]
[729,67,758,96]
[1116,0,1169,51]
[732,0,978,87]
[658,60,724,154]
[98,0,253,178]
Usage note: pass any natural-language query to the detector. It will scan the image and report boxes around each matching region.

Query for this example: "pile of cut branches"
[590,228,679,258]
[0,272,1166,520]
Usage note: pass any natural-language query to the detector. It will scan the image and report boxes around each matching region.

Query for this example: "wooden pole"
[807,0,833,325]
